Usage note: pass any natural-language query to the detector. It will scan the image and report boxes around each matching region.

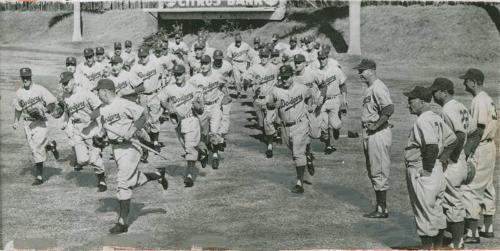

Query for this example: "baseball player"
[244,48,280,158]
[58,71,107,192]
[61,57,78,167]
[211,50,234,143]
[186,42,205,76]
[266,65,313,194]
[403,86,458,249]
[428,77,470,248]
[316,50,348,154]
[226,33,251,98]
[92,79,168,234]
[248,37,262,67]
[95,47,111,77]
[107,55,143,102]
[131,47,164,160]
[282,36,304,65]
[270,49,282,67]
[271,33,289,54]
[353,59,394,218]
[460,68,497,243]
[107,42,122,60]
[76,48,105,91]
[169,33,189,56]
[121,40,135,71]
[187,55,226,169]
[309,44,341,70]
[159,64,207,187]
[12,67,59,185]
[303,36,318,66]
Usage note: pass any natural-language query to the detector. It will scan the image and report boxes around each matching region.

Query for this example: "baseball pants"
[23,120,49,163]
[363,127,392,191]
[113,141,149,200]
[139,93,163,134]
[281,119,310,167]
[199,101,223,144]
[443,152,468,223]
[219,102,232,135]
[462,140,496,219]
[72,123,105,174]
[321,97,342,130]
[307,112,326,139]
[175,116,201,161]
[263,109,279,136]
[406,160,447,236]
[232,61,247,93]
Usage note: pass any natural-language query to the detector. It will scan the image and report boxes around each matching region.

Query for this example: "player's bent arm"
[439,137,458,163]
[373,104,394,128]
[125,110,148,139]
[13,109,22,125]
[463,124,485,159]
[422,144,439,173]
[449,131,466,163]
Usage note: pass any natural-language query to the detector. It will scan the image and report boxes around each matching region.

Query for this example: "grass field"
[1,4,500,251]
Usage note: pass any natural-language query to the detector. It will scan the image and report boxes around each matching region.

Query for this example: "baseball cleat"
[291,185,304,194]
[109,223,128,235]
[265,149,273,158]
[212,157,219,170]
[479,231,494,238]
[184,177,194,188]
[463,236,480,244]
[306,154,314,176]
[32,178,43,186]
[51,141,60,160]
[324,146,337,155]
[199,153,209,168]
[159,176,169,190]
[363,210,388,218]
[97,182,107,192]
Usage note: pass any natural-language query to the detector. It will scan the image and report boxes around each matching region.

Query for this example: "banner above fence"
[162,0,280,8]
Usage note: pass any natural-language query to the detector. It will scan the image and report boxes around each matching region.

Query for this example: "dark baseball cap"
[125,40,132,47]
[95,47,105,55]
[429,77,454,93]
[259,48,270,57]
[194,42,204,50]
[404,86,432,102]
[110,55,123,64]
[66,56,77,65]
[272,33,279,40]
[235,34,242,42]
[317,50,328,59]
[459,68,484,82]
[114,42,122,49]
[353,59,376,70]
[138,47,149,57]
[154,44,162,52]
[94,79,115,91]
[271,49,280,56]
[84,48,94,57]
[20,67,32,77]
[289,36,297,42]
[294,54,306,63]
[161,42,169,49]
[254,37,261,44]
[213,50,224,60]
[200,55,212,64]
[59,71,74,84]
[173,64,186,74]
[175,33,181,39]
[278,65,294,79]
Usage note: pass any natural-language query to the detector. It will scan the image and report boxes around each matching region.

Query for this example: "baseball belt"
[325,94,342,100]
[282,116,307,127]
[204,98,219,106]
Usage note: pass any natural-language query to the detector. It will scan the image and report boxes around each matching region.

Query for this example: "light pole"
[72,0,82,42]
[347,0,361,55]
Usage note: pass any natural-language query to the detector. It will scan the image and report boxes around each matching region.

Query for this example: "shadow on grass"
[96,197,167,226]
[163,163,207,181]
[65,171,97,188]
[20,165,62,181]
[248,133,268,145]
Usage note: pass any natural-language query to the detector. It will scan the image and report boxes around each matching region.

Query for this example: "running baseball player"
[403,86,457,249]
[211,50,234,144]
[316,50,348,154]
[187,55,226,169]
[309,44,341,70]
[107,42,122,60]
[92,78,168,234]
[107,55,143,102]
[428,77,470,248]
[460,68,497,243]
[169,33,189,56]
[244,48,280,158]
[266,65,313,194]
[271,33,289,54]
[226,33,251,98]
[95,47,111,77]
[121,40,135,71]
[248,37,262,67]
[353,59,394,218]
[303,36,318,66]
[12,67,59,185]
[159,64,207,187]
[58,71,107,192]
[187,42,205,76]
[270,49,282,67]
[282,36,304,65]
[61,57,78,167]
[76,48,105,91]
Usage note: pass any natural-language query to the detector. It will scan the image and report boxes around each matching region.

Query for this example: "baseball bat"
[104,127,169,161]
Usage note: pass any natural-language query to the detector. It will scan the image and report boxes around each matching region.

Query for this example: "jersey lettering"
[280,95,303,111]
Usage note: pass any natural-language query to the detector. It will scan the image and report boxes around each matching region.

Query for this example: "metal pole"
[347,0,361,55]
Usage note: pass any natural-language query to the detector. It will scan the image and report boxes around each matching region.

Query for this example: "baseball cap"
[321,44,331,53]
[278,65,294,79]
[194,42,204,50]
[254,37,261,44]
[175,33,181,39]
[272,33,279,41]
[154,44,162,52]
[234,34,242,42]
[94,79,115,91]
[271,49,280,57]
[95,47,105,55]
[84,48,94,57]
[403,86,432,102]
[125,40,132,48]
[259,48,270,57]
[429,77,454,93]
[317,50,328,59]
[66,57,77,65]
[59,71,74,84]
[289,36,297,42]
[459,68,484,82]
[161,42,169,49]
[353,59,376,70]
[138,47,149,57]
[173,64,186,75]
[200,55,212,64]
[213,50,224,60]
[303,36,312,43]
[293,54,306,63]
[114,42,122,50]
[110,55,123,64]
[20,67,32,77]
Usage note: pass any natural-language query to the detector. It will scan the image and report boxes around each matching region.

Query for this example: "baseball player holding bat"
[403,86,458,249]
[91,78,168,234]
[460,68,497,243]
[428,77,471,248]
[226,33,251,99]
[12,67,59,185]
[266,65,313,194]
[354,59,394,218]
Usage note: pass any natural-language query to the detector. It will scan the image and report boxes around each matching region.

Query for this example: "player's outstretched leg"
[32,162,44,185]
[184,160,196,187]
[109,199,130,234]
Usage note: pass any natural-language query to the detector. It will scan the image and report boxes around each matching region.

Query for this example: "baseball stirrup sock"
[433,229,444,248]
[420,236,433,249]
[118,199,131,225]
[466,219,479,237]
[186,161,195,176]
[333,129,340,140]
[296,166,305,182]
[35,162,43,179]
[483,215,493,232]
[449,221,464,248]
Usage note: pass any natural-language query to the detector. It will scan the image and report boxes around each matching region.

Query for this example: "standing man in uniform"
[121,40,135,71]
[303,36,318,66]
[187,55,226,169]
[212,50,234,143]
[92,79,168,234]
[59,71,107,192]
[354,59,394,218]
[266,65,313,194]
[95,47,110,77]
[403,86,457,249]
[187,42,205,77]
[248,37,262,67]
[226,33,251,98]
[76,48,105,91]
[12,68,59,185]
[460,68,497,243]
[282,36,304,65]
[270,49,282,67]
[170,33,189,56]
[428,77,470,248]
